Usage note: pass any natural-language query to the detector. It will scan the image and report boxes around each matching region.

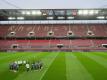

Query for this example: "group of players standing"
[9,60,43,72]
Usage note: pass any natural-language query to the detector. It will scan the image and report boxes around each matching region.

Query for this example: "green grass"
[41,52,66,80]
[0,52,107,80]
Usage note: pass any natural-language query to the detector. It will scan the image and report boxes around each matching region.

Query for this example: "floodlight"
[36,11,42,15]
[58,16,65,19]
[32,11,36,15]
[26,11,31,15]
[17,17,24,20]
[8,17,15,20]
[78,10,83,15]
[8,17,12,20]
[47,17,54,19]
[67,16,74,19]
[97,16,105,19]
[22,11,26,14]
[83,10,88,15]
[89,10,94,15]
[31,10,41,15]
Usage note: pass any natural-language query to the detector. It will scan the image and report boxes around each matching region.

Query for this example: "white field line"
[39,52,59,80]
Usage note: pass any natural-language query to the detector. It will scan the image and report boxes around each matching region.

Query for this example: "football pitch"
[0,52,107,80]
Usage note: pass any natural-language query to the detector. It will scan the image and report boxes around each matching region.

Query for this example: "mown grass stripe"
[0,52,50,80]
[92,52,107,59]
[0,53,31,73]
[41,52,66,80]
[74,52,107,80]
[82,52,107,69]
[40,52,59,80]
[14,52,59,80]
[66,52,93,80]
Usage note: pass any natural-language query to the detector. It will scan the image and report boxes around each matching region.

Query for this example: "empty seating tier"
[0,24,107,37]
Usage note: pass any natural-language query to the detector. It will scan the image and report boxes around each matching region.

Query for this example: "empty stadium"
[0,0,107,80]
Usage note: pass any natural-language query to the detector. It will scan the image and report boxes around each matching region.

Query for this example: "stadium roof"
[0,0,107,9]
[0,9,107,21]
